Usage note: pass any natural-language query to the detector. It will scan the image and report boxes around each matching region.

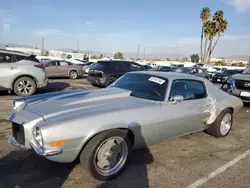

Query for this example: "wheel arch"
[74,128,135,161]
[11,74,38,90]
[68,69,78,76]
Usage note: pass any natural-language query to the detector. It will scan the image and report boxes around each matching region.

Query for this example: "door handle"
[10,66,17,70]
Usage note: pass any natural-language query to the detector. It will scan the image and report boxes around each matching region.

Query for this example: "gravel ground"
[0,77,249,188]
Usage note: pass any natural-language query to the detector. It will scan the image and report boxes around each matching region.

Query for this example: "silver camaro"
[8,71,243,180]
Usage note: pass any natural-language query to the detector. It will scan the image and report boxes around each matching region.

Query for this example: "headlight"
[33,126,43,147]
[227,77,236,88]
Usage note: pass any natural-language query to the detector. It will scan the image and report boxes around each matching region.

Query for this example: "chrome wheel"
[220,113,232,136]
[17,80,34,95]
[94,136,128,177]
[70,71,77,79]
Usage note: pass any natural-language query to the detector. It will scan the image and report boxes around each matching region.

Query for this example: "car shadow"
[0,149,77,188]
[0,126,154,188]
[96,125,154,188]
[36,82,70,94]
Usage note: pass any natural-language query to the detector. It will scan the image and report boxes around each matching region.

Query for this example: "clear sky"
[0,0,249,57]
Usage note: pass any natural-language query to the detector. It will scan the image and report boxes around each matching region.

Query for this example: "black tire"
[13,77,37,96]
[80,129,132,180]
[205,109,233,137]
[105,76,117,87]
[69,70,78,79]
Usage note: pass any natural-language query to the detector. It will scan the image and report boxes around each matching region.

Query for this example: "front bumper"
[8,136,62,157]
[230,89,250,103]
[29,139,62,156]
[87,76,106,86]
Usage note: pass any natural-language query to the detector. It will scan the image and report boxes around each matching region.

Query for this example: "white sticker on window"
[148,77,165,85]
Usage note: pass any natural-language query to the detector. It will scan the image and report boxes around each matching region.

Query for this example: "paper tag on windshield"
[148,77,165,85]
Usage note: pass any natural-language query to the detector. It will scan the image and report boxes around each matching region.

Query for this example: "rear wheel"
[80,130,132,180]
[105,76,117,87]
[13,77,36,96]
[69,70,78,79]
[205,109,233,137]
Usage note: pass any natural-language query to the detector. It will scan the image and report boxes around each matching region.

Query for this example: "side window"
[48,61,57,66]
[198,69,203,73]
[13,54,26,62]
[115,62,123,70]
[59,61,69,66]
[0,53,15,63]
[169,80,207,101]
[130,62,143,71]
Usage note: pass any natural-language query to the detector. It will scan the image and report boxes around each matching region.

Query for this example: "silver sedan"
[8,71,243,180]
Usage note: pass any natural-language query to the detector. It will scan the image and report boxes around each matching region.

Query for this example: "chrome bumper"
[29,140,62,156]
[8,136,25,149]
[8,136,62,157]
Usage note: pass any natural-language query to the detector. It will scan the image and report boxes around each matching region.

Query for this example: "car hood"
[231,73,250,81]
[22,87,133,119]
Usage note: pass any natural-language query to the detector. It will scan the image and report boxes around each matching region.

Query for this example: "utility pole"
[41,37,44,56]
[136,44,140,60]
[143,46,146,60]
[249,56,250,66]
[77,40,79,52]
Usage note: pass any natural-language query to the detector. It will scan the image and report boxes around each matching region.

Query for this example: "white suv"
[0,49,48,96]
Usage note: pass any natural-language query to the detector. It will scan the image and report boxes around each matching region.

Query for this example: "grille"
[235,80,250,90]
[12,122,25,145]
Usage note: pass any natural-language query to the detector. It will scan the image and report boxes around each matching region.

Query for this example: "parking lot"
[0,77,250,188]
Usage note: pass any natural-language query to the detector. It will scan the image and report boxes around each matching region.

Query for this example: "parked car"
[178,67,210,79]
[149,65,174,72]
[212,69,243,83]
[8,71,242,180]
[0,49,48,96]
[87,60,146,87]
[142,64,152,70]
[213,67,227,73]
[221,66,250,103]
[44,60,84,79]
[82,61,96,73]
[84,62,97,74]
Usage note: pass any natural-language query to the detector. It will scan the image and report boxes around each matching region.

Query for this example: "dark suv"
[87,60,145,87]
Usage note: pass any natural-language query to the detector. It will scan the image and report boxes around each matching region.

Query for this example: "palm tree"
[205,21,217,63]
[203,21,211,62]
[207,19,228,62]
[200,7,211,62]
[206,10,226,63]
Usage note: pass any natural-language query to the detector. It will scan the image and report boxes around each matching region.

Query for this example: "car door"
[159,79,210,141]
[113,61,128,77]
[58,61,71,76]
[45,61,59,77]
[0,52,18,88]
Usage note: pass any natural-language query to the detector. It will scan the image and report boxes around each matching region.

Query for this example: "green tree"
[166,58,171,61]
[114,52,124,59]
[91,55,98,59]
[200,7,211,62]
[190,54,199,63]
[201,9,228,63]
[238,62,245,67]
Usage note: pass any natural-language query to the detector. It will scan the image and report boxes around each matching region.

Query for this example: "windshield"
[109,73,168,101]
[242,67,250,74]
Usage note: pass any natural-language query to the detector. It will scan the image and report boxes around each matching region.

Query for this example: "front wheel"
[105,76,117,87]
[80,130,132,180]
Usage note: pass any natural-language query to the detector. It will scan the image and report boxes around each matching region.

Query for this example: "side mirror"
[172,95,184,104]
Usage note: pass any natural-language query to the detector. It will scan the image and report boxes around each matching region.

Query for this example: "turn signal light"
[50,140,65,147]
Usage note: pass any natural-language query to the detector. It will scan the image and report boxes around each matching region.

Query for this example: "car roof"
[0,49,29,56]
[128,71,207,82]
